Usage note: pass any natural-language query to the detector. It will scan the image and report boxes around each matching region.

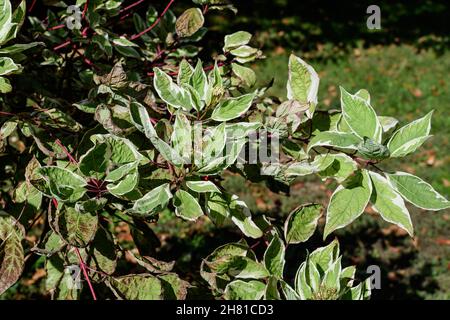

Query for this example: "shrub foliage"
[0,0,448,300]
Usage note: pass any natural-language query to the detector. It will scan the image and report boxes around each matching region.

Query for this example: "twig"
[130,0,175,40]
[120,0,146,13]
[73,247,98,300]
[54,138,78,164]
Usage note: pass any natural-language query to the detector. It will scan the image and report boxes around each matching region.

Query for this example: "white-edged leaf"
[287,54,319,117]
[340,87,382,143]
[369,171,413,236]
[386,172,450,210]
[131,183,172,217]
[324,169,372,238]
[284,203,322,244]
[307,131,362,153]
[186,180,221,193]
[173,190,203,221]
[387,111,433,157]
[211,93,255,121]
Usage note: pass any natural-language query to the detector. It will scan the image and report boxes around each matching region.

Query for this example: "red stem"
[82,0,90,19]
[53,40,71,51]
[54,138,78,164]
[74,247,98,300]
[120,0,145,13]
[48,24,66,31]
[29,0,37,12]
[130,0,175,40]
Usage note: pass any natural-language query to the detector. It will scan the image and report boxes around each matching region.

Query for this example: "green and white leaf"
[173,190,203,221]
[387,111,433,157]
[37,166,86,203]
[324,169,372,238]
[287,54,319,117]
[386,172,450,210]
[307,131,361,153]
[369,171,413,236]
[284,204,322,244]
[340,87,382,143]
[131,183,172,217]
[211,93,255,122]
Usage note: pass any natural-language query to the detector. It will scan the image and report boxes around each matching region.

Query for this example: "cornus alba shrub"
[0,0,449,300]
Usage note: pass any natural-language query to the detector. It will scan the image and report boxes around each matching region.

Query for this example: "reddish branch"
[29,0,37,12]
[74,247,98,300]
[120,0,146,13]
[54,138,78,164]
[130,0,175,40]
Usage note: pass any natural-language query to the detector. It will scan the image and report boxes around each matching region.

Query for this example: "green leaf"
[231,63,256,87]
[190,59,208,100]
[108,274,163,300]
[0,121,17,139]
[55,206,98,248]
[263,233,285,278]
[224,280,265,300]
[322,257,342,292]
[307,131,361,153]
[0,57,20,76]
[309,240,340,274]
[280,280,301,300]
[211,93,255,121]
[324,170,372,238]
[284,203,322,244]
[88,226,117,276]
[153,67,193,111]
[131,183,172,217]
[129,101,184,166]
[0,76,11,92]
[317,153,358,183]
[287,54,319,117]
[285,153,335,177]
[173,189,203,221]
[387,111,433,157]
[37,166,87,203]
[175,8,204,38]
[229,45,258,58]
[89,134,143,166]
[75,197,107,213]
[369,171,413,236]
[357,137,390,160]
[265,276,280,300]
[378,116,398,133]
[225,122,261,139]
[171,113,192,163]
[107,170,139,197]
[218,256,269,279]
[105,162,138,182]
[159,273,190,300]
[340,87,382,143]
[0,213,25,296]
[223,31,252,51]
[202,123,227,163]
[0,0,14,45]
[177,59,193,85]
[186,180,221,193]
[206,192,230,226]
[229,196,263,238]
[386,172,450,210]
[112,36,138,47]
